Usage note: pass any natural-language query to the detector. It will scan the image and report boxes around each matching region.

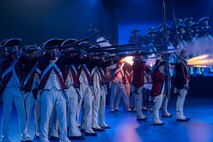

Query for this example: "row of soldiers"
[0,37,191,141]
[129,16,212,47]
[108,51,190,125]
[129,16,213,75]
[0,38,112,142]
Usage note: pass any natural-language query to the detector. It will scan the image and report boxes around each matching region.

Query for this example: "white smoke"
[183,36,213,56]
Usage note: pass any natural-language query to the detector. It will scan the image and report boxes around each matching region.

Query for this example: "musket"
[89,43,167,51]
[86,44,175,53]
[43,30,103,50]
[90,43,137,49]
[87,48,179,59]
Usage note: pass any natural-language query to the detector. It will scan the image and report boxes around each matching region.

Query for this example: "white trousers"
[92,89,101,129]
[161,94,171,116]
[115,83,131,110]
[1,86,29,140]
[24,91,41,137]
[110,82,129,110]
[176,88,188,119]
[39,87,68,142]
[66,86,81,136]
[130,93,136,109]
[153,94,163,123]
[49,105,59,137]
[76,83,94,133]
[99,85,108,126]
[131,86,144,118]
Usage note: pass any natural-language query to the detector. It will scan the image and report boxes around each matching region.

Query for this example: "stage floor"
[0,97,213,142]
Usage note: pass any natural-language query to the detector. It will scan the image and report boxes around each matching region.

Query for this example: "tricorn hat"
[183,17,193,25]
[41,38,64,48]
[155,59,166,68]
[22,44,38,54]
[0,38,22,47]
[131,28,140,34]
[172,18,182,26]
[199,17,209,23]
[190,22,199,29]
[146,27,157,36]
[78,41,90,49]
[61,38,78,46]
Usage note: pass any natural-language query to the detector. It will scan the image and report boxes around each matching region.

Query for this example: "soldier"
[150,59,167,125]
[183,17,194,42]
[129,28,143,46]
[160,53,177,117]
[91,56,106,132]
[174,53,190,122]
[131,56,148,121]
[115,62,132,112]
[98,59,111,129]
[199,17,212,37]
[0,38,32,142]
[22,45,41,140]
[144,27,159,48]
[61,39,85,140]
[37,38,70,142]
[108,59,131,112]
[170,18,182,47]
[77,45,97,136]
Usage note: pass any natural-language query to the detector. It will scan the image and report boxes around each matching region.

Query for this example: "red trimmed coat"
[150,70,166,98]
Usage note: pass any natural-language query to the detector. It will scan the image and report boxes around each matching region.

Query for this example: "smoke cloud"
[183,36,213,56]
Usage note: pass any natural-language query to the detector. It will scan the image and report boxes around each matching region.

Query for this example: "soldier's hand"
[184,84,189,90]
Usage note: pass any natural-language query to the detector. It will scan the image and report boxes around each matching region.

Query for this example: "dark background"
[0,0,213,45]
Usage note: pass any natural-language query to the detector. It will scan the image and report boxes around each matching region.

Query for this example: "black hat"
[172,18,182,26]
[22,44,38,54]
[41,38,64,48]
[183,17,193,25]
[0,38,22,47]
[190,22,199,29]
[155,59,166,67]
[0,39,8,47]
[78,41,90,49]
[61,38,77,46]
[176,24,185,30]
[131,28,140,34]
[199,17,209,23]
[146,27,157,36]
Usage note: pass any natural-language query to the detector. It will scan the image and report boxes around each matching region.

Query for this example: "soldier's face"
[48,49,56,54]
[159,65,164,73]
[204,21,209,26]
[29,52,36,58]
[6,46,18,54]
[70,53,77,58]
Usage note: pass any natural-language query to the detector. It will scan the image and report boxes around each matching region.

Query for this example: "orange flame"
[122,56,134,65]
[188,54,213,67]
